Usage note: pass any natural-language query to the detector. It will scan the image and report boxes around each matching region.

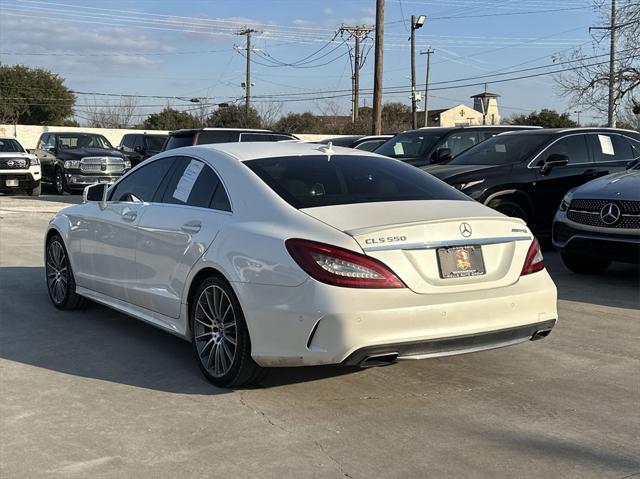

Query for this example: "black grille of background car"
[568,199,640,229]
[0,158,28,169]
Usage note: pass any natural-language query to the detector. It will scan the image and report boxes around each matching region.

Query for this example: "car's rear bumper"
[234,269,558,367]
[553,215,640,263]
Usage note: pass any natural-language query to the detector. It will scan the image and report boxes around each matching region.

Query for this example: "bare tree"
[555,1,639,122]
[256,101,283,129]
[617,96,640,130]
[85,97,140,128]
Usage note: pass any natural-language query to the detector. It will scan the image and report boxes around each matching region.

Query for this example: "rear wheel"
[45,234,87,309]
[190,276,265,388]
[561,250,611,274]
[488,198,528,223]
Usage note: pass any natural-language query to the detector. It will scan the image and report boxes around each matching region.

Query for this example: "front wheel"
[560,250,611,274]
[27,183,41,196]
[190,276,265,388]
[45,234,87,309]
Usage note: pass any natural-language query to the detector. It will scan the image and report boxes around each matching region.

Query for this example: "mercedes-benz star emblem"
[459,222,472,238]
[600,203,621,225]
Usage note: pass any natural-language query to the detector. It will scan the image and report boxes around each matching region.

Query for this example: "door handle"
[121,210,137,222]
[582,169,598,177]
[181,220,202,233]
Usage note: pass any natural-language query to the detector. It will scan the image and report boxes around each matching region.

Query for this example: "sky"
[0,0,615,125]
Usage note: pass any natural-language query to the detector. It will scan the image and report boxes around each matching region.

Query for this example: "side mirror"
[134,145,144,153]
[83,183,108,208]
[116,145,123,151]
[431,147,453,164]
[44,145,56,153]
[540,153,569,174]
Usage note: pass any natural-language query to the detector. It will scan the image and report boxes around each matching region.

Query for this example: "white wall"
[0,124,338,149]
[0,124,169,150]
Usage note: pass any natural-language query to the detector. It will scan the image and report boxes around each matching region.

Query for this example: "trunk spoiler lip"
[344,215,526,237]
[361,235,533,252]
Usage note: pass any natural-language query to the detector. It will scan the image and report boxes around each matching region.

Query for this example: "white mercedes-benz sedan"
[45,142,557,387]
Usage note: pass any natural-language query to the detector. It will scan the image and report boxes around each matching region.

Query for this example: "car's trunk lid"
[301,200,533,294]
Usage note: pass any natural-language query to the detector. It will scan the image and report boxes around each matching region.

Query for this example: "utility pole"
[410,15,426,129]
[573,110,582,125]
[372,0,384,135]
[236,28,258,118]
[590,0,617,127]
[608,0,616,127]
[339,25,373,122]
[420,48,434,127]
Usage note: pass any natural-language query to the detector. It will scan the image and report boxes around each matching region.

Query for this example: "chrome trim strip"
[362,235,532,251]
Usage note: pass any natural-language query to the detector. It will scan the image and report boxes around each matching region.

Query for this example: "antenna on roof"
[317,141,334,161]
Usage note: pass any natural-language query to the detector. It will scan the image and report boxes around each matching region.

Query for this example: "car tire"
[560,250,611,274]
[27,183,41,196]
[190,275,266,388]
[45,234,87,310]
[54,168,67,195]
[488,198,528,223]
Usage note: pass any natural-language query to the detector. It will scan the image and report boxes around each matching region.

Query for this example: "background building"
[425,92,501,127]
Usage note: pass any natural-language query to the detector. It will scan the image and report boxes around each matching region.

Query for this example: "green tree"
[206,105,261,128]
[0,64,75,125]
[142,107,201,130]
[508,109,578,128]
[274,112,321,133]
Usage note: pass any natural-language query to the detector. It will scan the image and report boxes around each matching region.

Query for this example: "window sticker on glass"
[598,135,615,156]
[173,160,204,203]
[393,143,405,155]
[495,144,506,153]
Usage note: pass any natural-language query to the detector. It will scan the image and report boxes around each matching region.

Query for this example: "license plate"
[437,245,486,279]
[5,179,19,187]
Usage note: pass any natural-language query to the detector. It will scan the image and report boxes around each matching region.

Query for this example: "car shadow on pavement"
[543,252,640,310]
[0,266,231,395]
[0,266,361,392]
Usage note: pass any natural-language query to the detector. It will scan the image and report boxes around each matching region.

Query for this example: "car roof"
[169,128,275,135]
[178,140,377,163]
[0,135,19,141]
[402,125,541,134]
[497,127,640,137]
[46,131,106,136]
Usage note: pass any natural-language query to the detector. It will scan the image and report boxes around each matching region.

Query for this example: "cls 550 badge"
[364,235,408,245]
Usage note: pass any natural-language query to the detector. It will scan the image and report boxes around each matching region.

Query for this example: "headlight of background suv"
[558,190,574,212]
[64,160,81,169]
[29,157,40,166]
[455,179,485,191]
[124,160,131,169]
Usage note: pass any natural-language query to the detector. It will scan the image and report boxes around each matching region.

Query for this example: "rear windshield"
[164,134,194,151]
[240,133,294,142]
[375,131,442,159]
[449,134,552,166]
[0,138,25,153]
[245,154,469,209]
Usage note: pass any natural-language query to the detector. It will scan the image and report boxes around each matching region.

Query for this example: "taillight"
[285,238,405,289]
[521,238,544,275]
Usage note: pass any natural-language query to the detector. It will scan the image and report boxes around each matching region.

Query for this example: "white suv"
[0,136,41,196]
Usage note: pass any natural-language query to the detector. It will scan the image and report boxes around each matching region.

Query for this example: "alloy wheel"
[55,170,64,194]
[46,240,68,304]
[193,285,237,378]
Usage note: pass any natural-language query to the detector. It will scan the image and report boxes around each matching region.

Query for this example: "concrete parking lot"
[1,194,638,479]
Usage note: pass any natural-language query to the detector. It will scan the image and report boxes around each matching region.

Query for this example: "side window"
[121,135,132,149]
[133,135,144,150]
[630,138,640,158]
[37,134,49,149]
[478,131,498,142]
[109,157,175,202]
[436,131,478,157]
[211,183,231,212]
[160,157,223,209]
[544,135,590,164]
[196,131,236,145]
[354,140,384,152]
[594,134,635,162]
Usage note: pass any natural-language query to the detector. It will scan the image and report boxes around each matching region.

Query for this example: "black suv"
[163,128,298,151]
[34,132,130,194]
[424,128,640,233]
[374,125,539,167]
[118,133,167,166]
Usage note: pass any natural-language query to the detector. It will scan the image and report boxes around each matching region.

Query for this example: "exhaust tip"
[530,328,552,341]
[360,353,399,368]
